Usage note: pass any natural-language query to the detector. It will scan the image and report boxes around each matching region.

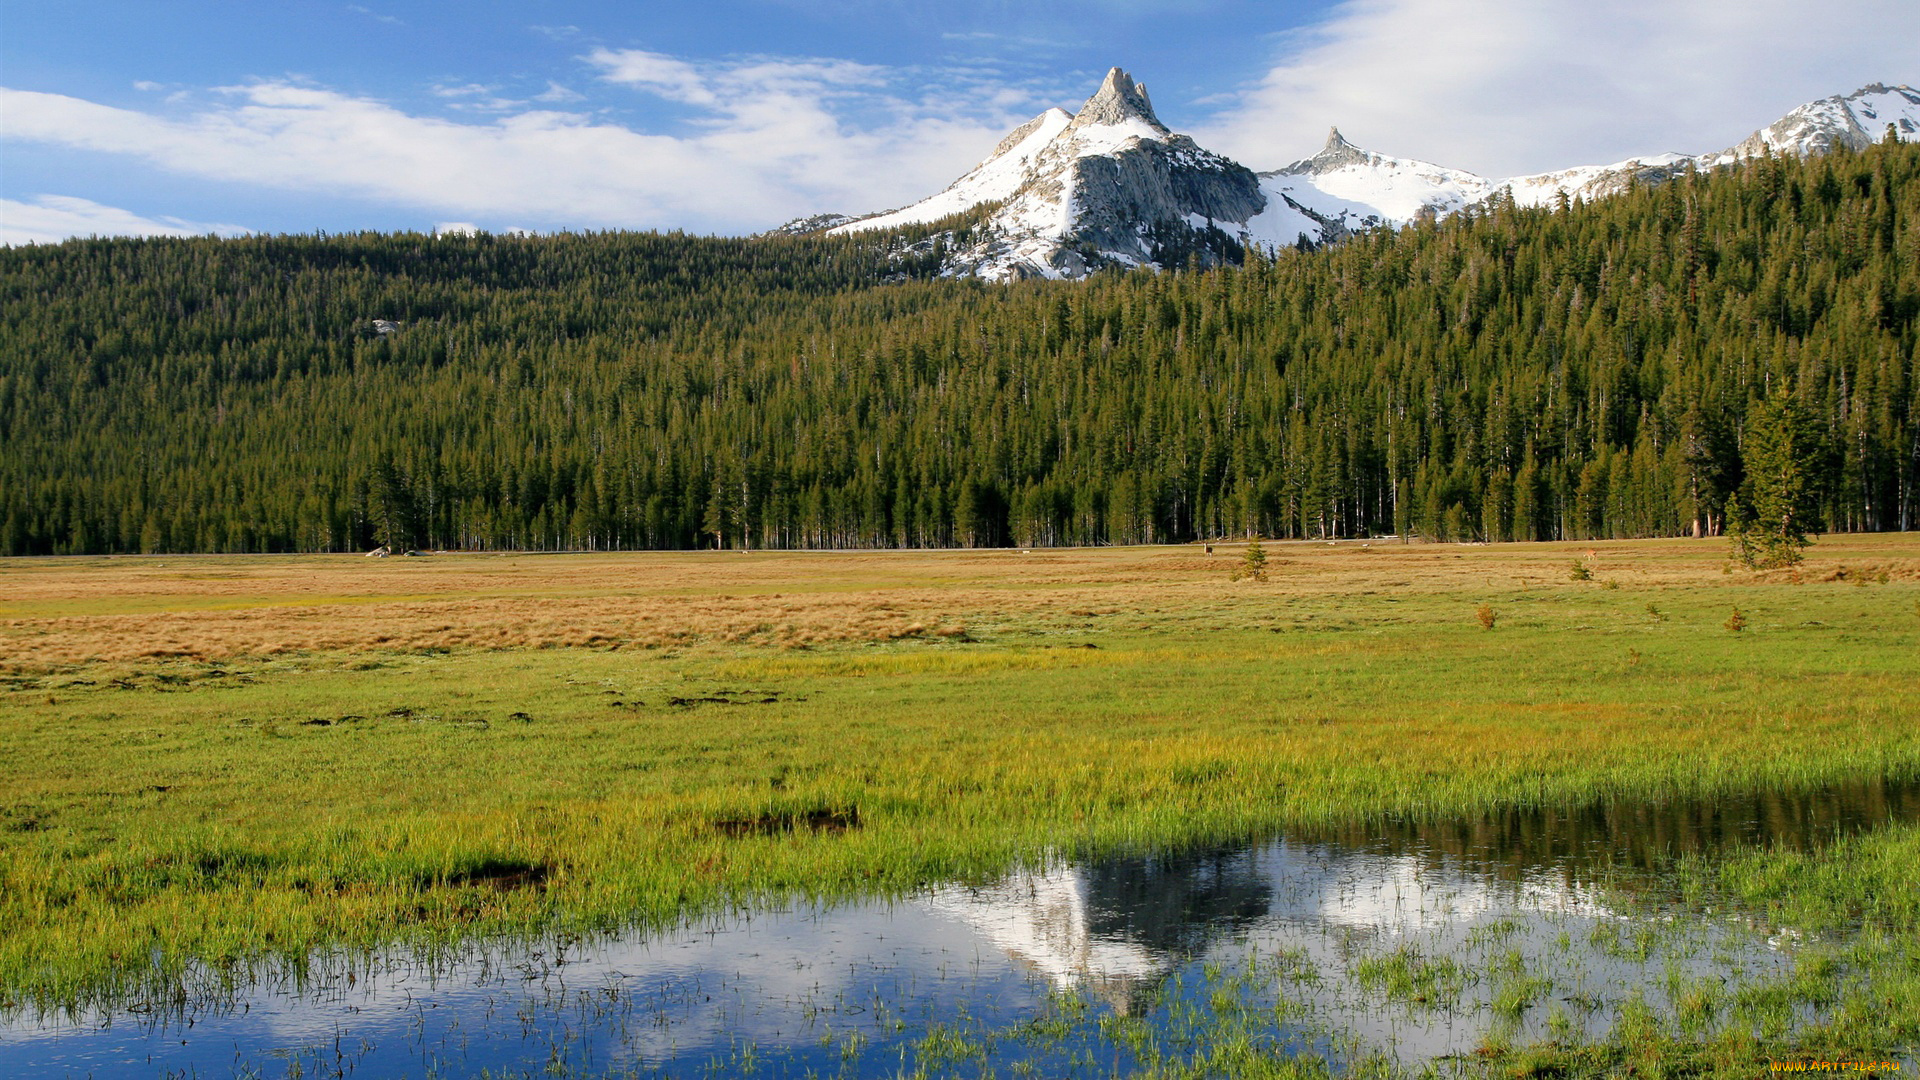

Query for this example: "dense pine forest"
[3,138,1917,555]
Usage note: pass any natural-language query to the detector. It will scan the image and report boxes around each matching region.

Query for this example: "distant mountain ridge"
[791,73,1920,280]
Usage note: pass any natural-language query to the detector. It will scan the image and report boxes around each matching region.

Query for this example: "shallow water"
[6,777,1918,1079]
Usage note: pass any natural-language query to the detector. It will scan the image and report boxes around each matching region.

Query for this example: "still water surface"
[6,777,1917,1078]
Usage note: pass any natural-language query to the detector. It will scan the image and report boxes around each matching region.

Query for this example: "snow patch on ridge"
[837,108,1073,234]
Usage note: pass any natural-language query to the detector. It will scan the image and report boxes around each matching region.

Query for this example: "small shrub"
[1644,603,1665,622]
[1601,579,1619,590]
[1476,603,1497,630]
[1569,561,1591,582]
[1725,606,1747,633]
[1875,568,1891,584]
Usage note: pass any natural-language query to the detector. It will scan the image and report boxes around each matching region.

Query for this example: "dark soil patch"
[713,806,860,838]
[667,688,794,707]
[439,859,552,892]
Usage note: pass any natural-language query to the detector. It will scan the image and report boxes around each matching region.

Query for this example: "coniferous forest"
[2,139,1917,555]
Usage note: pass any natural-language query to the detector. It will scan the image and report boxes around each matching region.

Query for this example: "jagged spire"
[1324,127,1351,151]
[1075,67,1167,130]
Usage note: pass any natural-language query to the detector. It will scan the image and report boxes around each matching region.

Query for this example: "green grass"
[2,539,1918,1076]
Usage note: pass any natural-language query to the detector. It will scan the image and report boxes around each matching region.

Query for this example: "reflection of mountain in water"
[927,849,1270,1014]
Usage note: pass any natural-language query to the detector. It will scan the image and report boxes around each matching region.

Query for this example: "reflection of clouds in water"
[1306,852,1617,933]
[3,904,1018,1079]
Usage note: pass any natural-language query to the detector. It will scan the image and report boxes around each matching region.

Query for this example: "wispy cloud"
[0,194,250,246]
[1200,0,1920,175]
[533,81,586,104]
[0,55,1070,235]
[345,4,403,26]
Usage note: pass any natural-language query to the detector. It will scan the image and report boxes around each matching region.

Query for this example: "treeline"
[2,138,1917,554]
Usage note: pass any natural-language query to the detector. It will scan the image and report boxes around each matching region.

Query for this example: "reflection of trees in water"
[932,847,1273,1016]
[1083,848,1273,954]
[1079,848,1274,1015]
[1291,775,1920,882]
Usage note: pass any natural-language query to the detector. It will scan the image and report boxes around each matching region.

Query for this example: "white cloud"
[0,56,1064,236]
[0,194,250,246]
[1201,0,1920,176]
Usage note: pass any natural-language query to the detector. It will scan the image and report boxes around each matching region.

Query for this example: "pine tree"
[1730,391,1824,568]
[1234,536,1268,582]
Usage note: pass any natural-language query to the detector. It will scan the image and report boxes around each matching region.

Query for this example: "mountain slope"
[805,76,1919,278]
[1701,83,1920,165]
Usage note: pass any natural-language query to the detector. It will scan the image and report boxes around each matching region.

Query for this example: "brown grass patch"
[2,534,1914,669]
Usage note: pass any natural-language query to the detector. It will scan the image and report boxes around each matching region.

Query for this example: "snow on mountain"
[1235,129,1494,249]
[1500,155,1694,208]
[838,107,1073,233]
[1236,81,1917,239]
[802,78,1918,279]
[1698,83,1920,166]
[832,68,1262,281]
[1265,129,1492,221]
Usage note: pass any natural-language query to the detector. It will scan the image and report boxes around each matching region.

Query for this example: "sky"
[2,0,1917,244]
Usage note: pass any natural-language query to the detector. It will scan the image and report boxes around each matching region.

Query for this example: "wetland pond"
[7,777,1919,1078]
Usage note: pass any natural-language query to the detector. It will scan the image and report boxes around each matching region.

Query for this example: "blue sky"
[4,0,1917,243]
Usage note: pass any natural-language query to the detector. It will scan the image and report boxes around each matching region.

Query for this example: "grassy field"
[3,536,1918,1068]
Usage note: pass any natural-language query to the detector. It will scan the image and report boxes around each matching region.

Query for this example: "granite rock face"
[831,68,1268,280]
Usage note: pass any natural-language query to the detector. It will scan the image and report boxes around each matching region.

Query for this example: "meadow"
[2,536,1918,1073]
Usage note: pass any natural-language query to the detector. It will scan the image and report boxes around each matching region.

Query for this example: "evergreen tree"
[1730,391,1824,568]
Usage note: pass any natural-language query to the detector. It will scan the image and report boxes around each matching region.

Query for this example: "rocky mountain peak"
[1274,126,1375,175]
[1714,83,1920,162]
[1074,67,1167,131]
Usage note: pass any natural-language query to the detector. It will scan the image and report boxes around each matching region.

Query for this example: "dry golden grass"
[2,535,1916,669]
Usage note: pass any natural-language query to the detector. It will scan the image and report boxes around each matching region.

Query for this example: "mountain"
[1699,83,1920,165]
[1255,129,1494,236]
[1259,82,1920,233]
[805,75,1919,279]
[828,69,1265,280]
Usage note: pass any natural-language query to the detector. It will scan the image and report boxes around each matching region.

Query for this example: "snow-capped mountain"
[1253,129,1493,238]
[829,68,1263,280]
[1268,82,1920,231]
[801,75,1919,280]
[1699,83,1920,166]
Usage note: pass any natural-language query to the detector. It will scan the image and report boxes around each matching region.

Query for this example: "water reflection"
[4,776,1915,1078]
[928,849,1272,1015]
[1299,774,1920,879]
